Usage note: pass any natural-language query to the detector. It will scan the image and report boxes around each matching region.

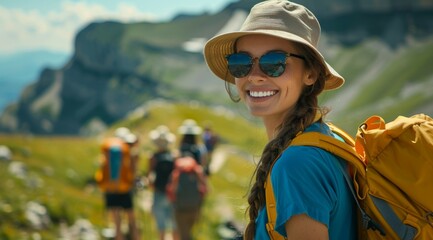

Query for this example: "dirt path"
[136,10,250,238]
[136,145,236,239]
[137,145,231,211]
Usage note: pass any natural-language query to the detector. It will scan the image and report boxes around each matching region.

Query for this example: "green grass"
[316,38,433,135]
[0,102,265,239]
[348,40,433,111]
[0,136,103,239]
[332,41,381,85]
[319,40,381,103]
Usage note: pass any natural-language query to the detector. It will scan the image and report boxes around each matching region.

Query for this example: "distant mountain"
[0,50,69,111]
[1,0,433,135]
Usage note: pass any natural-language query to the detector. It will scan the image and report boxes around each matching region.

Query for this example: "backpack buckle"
[362,213,386,236]
[425,212,433,224]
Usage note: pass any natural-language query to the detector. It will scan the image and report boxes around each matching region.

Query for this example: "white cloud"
[0,2,154,54]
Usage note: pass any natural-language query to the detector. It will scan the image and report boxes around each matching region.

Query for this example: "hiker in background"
[146,125,179,240]
[203,1,356,239]
[168,119,208,240]
[177,119,207,167]
[202,124,219,175]
[95,127,140,240]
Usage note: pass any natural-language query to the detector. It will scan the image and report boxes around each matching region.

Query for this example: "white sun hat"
[178,119,202,135]
[149,125,176,146]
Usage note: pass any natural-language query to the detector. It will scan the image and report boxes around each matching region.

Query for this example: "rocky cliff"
[1,0,432,135]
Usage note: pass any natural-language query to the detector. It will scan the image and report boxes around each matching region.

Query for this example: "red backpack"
[166,156,207,210]
[95,137,134,193]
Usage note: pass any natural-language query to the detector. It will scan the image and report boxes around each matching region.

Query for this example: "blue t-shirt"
[254,123,357,239]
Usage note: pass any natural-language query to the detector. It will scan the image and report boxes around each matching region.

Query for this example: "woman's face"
[234,35,316,123]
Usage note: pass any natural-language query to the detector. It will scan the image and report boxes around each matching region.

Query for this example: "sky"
[0,0,236,55]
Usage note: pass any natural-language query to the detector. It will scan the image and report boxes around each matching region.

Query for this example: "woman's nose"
[247,62,266,83]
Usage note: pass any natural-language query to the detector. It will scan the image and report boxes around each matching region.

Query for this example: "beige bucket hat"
[203,0,344,90]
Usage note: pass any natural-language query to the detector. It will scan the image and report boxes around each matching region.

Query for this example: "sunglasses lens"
[260,52,287,77]
[227,53,252,78]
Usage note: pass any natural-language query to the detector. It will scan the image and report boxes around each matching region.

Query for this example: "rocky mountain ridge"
[1,0,433,135]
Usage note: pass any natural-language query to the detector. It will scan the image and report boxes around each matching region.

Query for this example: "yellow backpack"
[265,114,433,240]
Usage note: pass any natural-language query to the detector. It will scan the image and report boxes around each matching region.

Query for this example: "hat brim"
[149,131,176,143]
[204,30,344,90]
[178,126,202,135]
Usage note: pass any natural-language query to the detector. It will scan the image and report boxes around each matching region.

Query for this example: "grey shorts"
[152,191,176,231]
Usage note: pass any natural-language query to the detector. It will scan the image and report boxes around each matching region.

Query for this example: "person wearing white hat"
[147,125,179,240]
[178,119,203,136]
[175,119,208,240]
[177,119,207,166]
[114,127,131,139]
[204,1,356,240]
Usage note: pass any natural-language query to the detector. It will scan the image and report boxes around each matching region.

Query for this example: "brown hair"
[233,42,329,239]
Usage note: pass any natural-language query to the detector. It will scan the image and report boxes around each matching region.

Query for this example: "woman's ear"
[303,69,317,86]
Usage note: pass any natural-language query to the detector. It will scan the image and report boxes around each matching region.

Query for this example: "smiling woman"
[204,1,356,239]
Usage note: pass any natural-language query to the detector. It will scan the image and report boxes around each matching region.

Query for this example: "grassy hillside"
[0,102,266,239]
[4,5,433,136]
[0,136,102,239]
[319,37,433,134]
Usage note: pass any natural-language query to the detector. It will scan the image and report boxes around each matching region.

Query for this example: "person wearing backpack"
[177,119,208,167]
[95,127,140,240]
[166,119,208,240]
[146,125,179,240]
[203,1,357,239]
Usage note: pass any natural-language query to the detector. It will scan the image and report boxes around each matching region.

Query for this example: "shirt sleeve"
[271,145,339,236]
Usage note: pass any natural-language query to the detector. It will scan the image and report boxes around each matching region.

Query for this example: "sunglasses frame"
[226,51,305,78]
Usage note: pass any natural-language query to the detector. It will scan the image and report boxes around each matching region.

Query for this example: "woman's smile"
[248,90,278,98]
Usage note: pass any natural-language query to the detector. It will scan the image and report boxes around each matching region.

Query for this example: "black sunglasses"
[226,51,305,78]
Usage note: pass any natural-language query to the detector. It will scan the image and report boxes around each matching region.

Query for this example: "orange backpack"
[94,137,134,193]
[266,114,433,240]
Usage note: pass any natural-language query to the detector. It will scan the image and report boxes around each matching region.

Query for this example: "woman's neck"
[263,117,283,140]
[262,109,295,140]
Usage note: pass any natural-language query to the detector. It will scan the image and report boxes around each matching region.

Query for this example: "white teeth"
[249,91,276,97]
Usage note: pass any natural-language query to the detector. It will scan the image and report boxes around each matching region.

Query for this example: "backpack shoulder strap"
[289,127,388,234]
[291,126,366,172]
[265,125,370,239]
[265,168,285,239]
